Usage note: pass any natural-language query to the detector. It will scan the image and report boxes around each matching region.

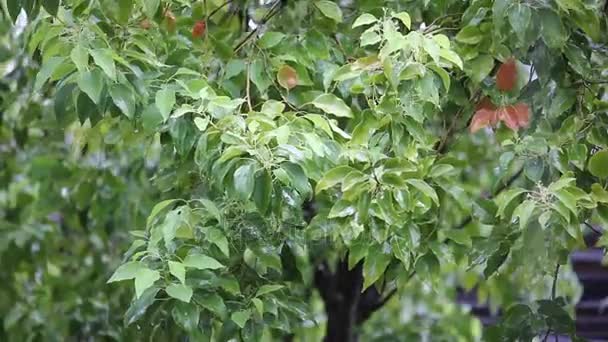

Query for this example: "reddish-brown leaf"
[500,103,530,131]
[277,65,298,90]
[192,20,206,39]
[496,58,517,92]
[470,107,499,133]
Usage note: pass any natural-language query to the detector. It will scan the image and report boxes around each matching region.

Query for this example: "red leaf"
[498,107,518,130]
[500,103,530,131]
[496,58,517,92]
[192,20,206,39]
[470,108,499,133]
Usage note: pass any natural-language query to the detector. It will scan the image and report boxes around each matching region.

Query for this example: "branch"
[208,0,232,19]
[542,264,561,342]
[454,167,524,230]
[233,0,283,53]
[435,90,481,155]
[356,270,415,323]
[584,221,603,235]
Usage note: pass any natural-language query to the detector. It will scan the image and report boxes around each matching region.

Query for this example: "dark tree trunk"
[315,259,363,342]
[314,257,393,342]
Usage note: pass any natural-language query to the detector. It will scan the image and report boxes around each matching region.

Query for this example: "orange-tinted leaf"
[164,10,176,33]
[498,107,518,130]
[277,65,298,90]
[192,20,206,38]
[496,58,517,92]
[470,108,499,133]
[140,19,151,30]
[497,103,530,131]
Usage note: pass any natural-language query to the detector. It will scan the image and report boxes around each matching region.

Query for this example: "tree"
[1,0,608,340]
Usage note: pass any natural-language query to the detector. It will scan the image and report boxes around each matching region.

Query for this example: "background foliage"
[1,0,607,340]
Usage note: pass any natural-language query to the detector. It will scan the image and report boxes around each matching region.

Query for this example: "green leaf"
[134,268,160,298]
[548,177,576,192]
[250,59,272,94]
[484,243,509,278]
[124,287,159,326]
[207,228,229,257]
[282,162,312,197]
[168,261,186,284]
[392,12,411,30]
[314,0,343,22]
[6,0,21,21]
[427,64,450,91]
[77,69,104,104]
[234,163,256,200]
[258,32,285,49]
[90,49,116,80]
[155,87,176,121]
[109,84,136,119]
[352,13,377,28]
[362,243,392,289]
[34,57,64,91]
[252,298,264,316]
[166,283,193,303]
[508,3,531,42]
[316,166,354,193]
[54,83,76,125]
[439,49,463,69]
[513,199,536,229]
[405,179,439,205]
[147,199,178,227]
[540,9,566,50]
[141,0,159,18]
[589,150,608,179]
[553,189,577,216]
[348,239,369,269]
[231,310,251,329]
[41,0,60,16]
[76,90,101,124]
[591,184,608,203]
[183,253,224,270]
[328,200,355,218]
[252,170,272,213]
[108,261,142,282]
[571,7,601,42]
[198,293,226,318]
[304,114,333,137]
[311,93,353,118]
[172,302,200,332]
[456,26,483,44]
[256,284,284,297]
[495,188,527,218]
[70,44,89,72]
[360,27,381,46]
[466,54,494,84]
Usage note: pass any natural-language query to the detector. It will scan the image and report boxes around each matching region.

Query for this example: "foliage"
[1,0,608,340]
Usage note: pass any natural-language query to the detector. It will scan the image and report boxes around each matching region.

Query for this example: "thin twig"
[208,0,232,19]
[233,0,283,53]
[584,221,603,235]
[246,60,253,112]
[551,264,560,300]
[454,168,524,230]
[543,264,561,342]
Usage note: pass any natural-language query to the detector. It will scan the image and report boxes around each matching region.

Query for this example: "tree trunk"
[315,259,363,342]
